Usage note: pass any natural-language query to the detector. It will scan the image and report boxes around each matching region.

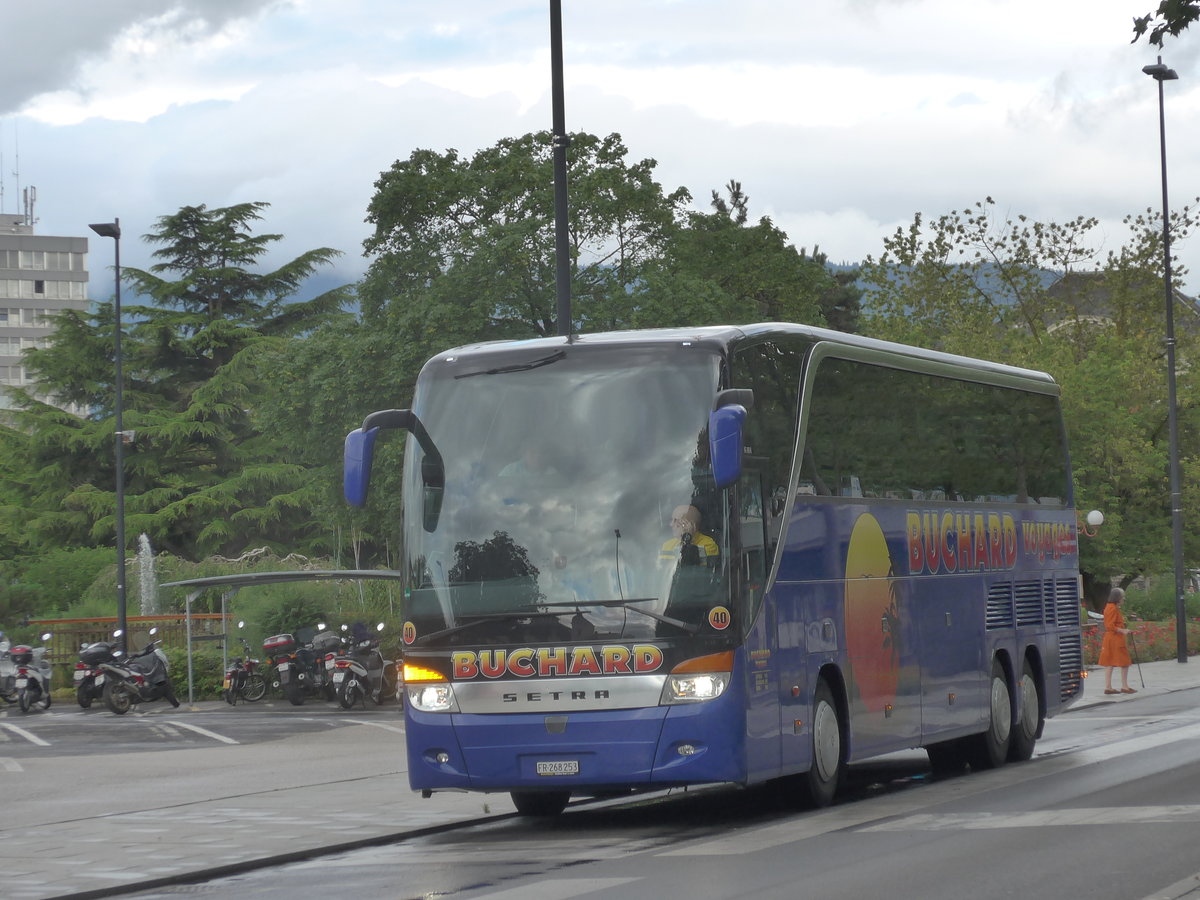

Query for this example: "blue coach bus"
[343,323,1084,815]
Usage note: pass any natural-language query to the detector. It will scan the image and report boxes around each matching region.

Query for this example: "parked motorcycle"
[223,623,267,705]
[12,633,54,713]
[75,638,118,708]
[266,624,340,706]
[332,622,397,709]
[100,629,180,714]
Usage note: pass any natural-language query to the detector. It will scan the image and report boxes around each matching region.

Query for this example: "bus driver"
[659,504,719,567]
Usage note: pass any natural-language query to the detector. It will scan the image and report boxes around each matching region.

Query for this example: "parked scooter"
[332,622,397,709]
[265,624,340,706]
[223,622,266,705]
[74,638,118,708]
[13,633,54,713]
[99,629,180,714]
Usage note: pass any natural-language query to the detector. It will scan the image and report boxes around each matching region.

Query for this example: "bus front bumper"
[406,698,745,793]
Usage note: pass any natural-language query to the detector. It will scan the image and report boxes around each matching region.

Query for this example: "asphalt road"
[122,687,1200,900]
[1,694,391,761]
[6,676,1200,900]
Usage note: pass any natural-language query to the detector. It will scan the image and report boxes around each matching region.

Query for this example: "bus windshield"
[400,344,729,647]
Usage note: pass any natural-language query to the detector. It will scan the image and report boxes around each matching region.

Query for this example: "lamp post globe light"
[1141,57,1188,664]
[88,219,127,651]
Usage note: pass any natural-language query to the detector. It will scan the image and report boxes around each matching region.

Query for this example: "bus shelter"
[159,570,405,704]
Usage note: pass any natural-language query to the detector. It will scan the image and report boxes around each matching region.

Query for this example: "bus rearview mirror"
[344,426,379,508]
[709,404,747,489]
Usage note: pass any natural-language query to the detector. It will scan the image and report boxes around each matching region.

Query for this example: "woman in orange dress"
[1099,587,1135,694]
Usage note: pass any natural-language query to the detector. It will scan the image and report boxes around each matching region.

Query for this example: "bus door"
[736,467,780,782]
[774,501,835,776]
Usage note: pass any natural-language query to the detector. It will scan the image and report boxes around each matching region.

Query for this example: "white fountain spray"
[137,534,158,616]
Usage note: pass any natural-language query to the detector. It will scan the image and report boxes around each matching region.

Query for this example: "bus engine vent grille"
[1053,579,1079,626]
[1014,581,1043,626]
[986,583,1014,630]
[1058,632,1083,700]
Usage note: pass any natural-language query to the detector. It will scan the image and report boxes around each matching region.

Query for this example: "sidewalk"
[1074,656,1200,709]
[1,717,518,900]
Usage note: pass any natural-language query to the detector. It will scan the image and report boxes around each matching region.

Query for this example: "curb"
[42,812,517,900]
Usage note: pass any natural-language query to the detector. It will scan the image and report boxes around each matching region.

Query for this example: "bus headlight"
[407,683,459,713]
[660,650,734,705]
[403,662,458,712]
[663,672,730,703]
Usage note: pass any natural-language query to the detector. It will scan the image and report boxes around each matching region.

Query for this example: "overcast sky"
[2,0,1198,299]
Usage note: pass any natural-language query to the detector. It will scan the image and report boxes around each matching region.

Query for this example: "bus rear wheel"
[968,658,1012,770]
[1007,657,1042,762]
[511,791,570,817]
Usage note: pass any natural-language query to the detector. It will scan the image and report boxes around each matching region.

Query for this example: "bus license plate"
[536,760,579,776]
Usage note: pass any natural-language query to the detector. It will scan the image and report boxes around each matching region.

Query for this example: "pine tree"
[0,202,351,561]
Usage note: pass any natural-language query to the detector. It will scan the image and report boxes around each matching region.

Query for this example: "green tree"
[1133,1,1200,44]
[251,316,404,568]
[0,547,113,623]
[0,202,351,563]
[361,131,690,340]
[860,197,1103,354]
[634,181,849,329]
[860,197,1200,589]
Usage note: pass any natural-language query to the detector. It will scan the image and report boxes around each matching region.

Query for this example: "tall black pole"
[1143,57,1187,664]
[550,0,571,337]
[90,219,126,652]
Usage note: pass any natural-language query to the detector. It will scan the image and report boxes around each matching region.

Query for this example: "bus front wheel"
[791,677,844,808]
[968,658,1012,770]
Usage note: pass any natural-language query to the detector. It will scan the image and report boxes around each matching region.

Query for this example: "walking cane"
[1128,629,1146,689]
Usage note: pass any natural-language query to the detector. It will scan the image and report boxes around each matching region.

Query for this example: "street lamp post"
[88,219,127,652]
[549,0,571,337]
[1142,57,1188,664]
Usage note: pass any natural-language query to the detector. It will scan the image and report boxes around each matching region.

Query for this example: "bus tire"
[1008,657,1042,762]
[511,791,570,817]
[968,657,1012,770]
[795,677,844,808]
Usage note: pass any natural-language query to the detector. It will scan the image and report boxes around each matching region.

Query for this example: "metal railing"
[28,614,231,663]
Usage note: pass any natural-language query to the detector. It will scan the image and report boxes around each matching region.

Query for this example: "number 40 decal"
[708,606,732,630]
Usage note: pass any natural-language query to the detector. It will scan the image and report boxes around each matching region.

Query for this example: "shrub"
[1123,579,1200,621]
[164,647,224,702]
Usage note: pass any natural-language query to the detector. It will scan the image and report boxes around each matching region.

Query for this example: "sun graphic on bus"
[844,512,901,713]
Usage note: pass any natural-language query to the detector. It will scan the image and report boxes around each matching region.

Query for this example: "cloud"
[1,0,283,119]
[5,0,1200,299]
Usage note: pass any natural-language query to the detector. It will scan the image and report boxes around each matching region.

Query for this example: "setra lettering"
[503,690,612,703]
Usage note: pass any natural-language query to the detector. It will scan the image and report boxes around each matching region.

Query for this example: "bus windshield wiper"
[412,609,544,646]
[538,598,700,635]
[454,350,566,379]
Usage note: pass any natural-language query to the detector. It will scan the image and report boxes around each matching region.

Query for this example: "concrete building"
[0,210,90,414]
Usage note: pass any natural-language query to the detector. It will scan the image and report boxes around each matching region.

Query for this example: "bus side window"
[740,471,768,586]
